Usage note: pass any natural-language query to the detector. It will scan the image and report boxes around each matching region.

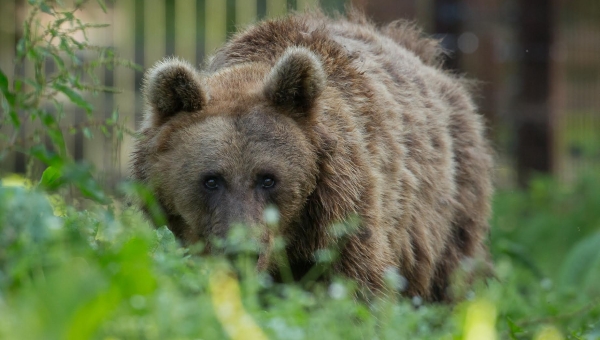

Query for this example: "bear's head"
[135,47,334,270]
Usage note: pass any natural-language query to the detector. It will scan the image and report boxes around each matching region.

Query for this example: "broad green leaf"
[559,232,600,297]
[53,83,93,113]
[40,166,64,190]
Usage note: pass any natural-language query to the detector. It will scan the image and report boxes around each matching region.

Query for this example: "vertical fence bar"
[113,0,136,177]
[82,4,112,177]
[0,0,16,174]
[196,0,206,65]
[205,0,227,55]
[515,0,554,186]
[236,0,258,28]
[287,0,297,11]
[257,0,267,19]
[433,0,462,70]
[13,0,26,174]
[226,0,236,37]
[320,0,346,14]
[416,0,434,32]
[22,3,37,174]
[0,1,15,80]
[134,0,144,129]
[297,0,319,12]
[267,0,287,17]
[103,1,116,184]
[166,0,176,56]
[144,1,167,68]
[175,0,198,63]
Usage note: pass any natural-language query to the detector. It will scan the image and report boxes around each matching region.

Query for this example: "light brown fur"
[132,11,493,301]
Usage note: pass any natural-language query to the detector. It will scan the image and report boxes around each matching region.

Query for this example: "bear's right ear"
[142,58,205,127]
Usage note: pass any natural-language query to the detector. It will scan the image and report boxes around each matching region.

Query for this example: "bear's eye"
[262,176,275,189]
[204,177,220,190]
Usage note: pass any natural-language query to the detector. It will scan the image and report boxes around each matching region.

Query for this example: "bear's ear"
[263,47,326,118]
[142,58,205,127]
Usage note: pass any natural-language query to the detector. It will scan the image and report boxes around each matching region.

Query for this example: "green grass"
[0,173,599,340]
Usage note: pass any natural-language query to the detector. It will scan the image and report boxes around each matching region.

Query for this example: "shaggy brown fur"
[132,11,493,301]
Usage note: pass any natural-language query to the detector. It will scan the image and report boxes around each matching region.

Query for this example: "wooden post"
[515,0,554,186]
[433,0,462,70]
[460,0,499,140]
[0,0,16,174]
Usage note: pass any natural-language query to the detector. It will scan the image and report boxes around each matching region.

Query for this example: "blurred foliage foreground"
[1,173,600,340]
[1,1,600,340]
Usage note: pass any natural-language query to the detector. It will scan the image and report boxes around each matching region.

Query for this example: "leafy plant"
[0,0,136,203]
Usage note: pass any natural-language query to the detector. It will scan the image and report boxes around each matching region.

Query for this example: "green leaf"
[0,69,18,127]
[83,127,92,139]
[9,109,21,128]
[39,3,54,16]
[95,0,107,13]
[100,125,109,137]
[60,162,109,204]
[30,145,64,167]
[47,127,67,156]
[43,47,66,70]
[506,317,523,339]
[64,12,74,21]
[53,83,93,113]
[24,78,43,93]
[118,181,167,227]
[65,286,121,340]
[559,232,600,297]
[0,68,15,106]
[16,38,26,58]
[59,37,74,56]
[40,166,64,190]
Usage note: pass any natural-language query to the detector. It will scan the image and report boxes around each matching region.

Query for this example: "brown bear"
[132,10,493,302]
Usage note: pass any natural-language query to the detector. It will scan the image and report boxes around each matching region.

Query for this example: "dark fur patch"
[143,58,205,127]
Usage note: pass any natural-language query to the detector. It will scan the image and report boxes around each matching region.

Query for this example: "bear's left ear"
[263,47,326,119]
[142,58,206,128]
